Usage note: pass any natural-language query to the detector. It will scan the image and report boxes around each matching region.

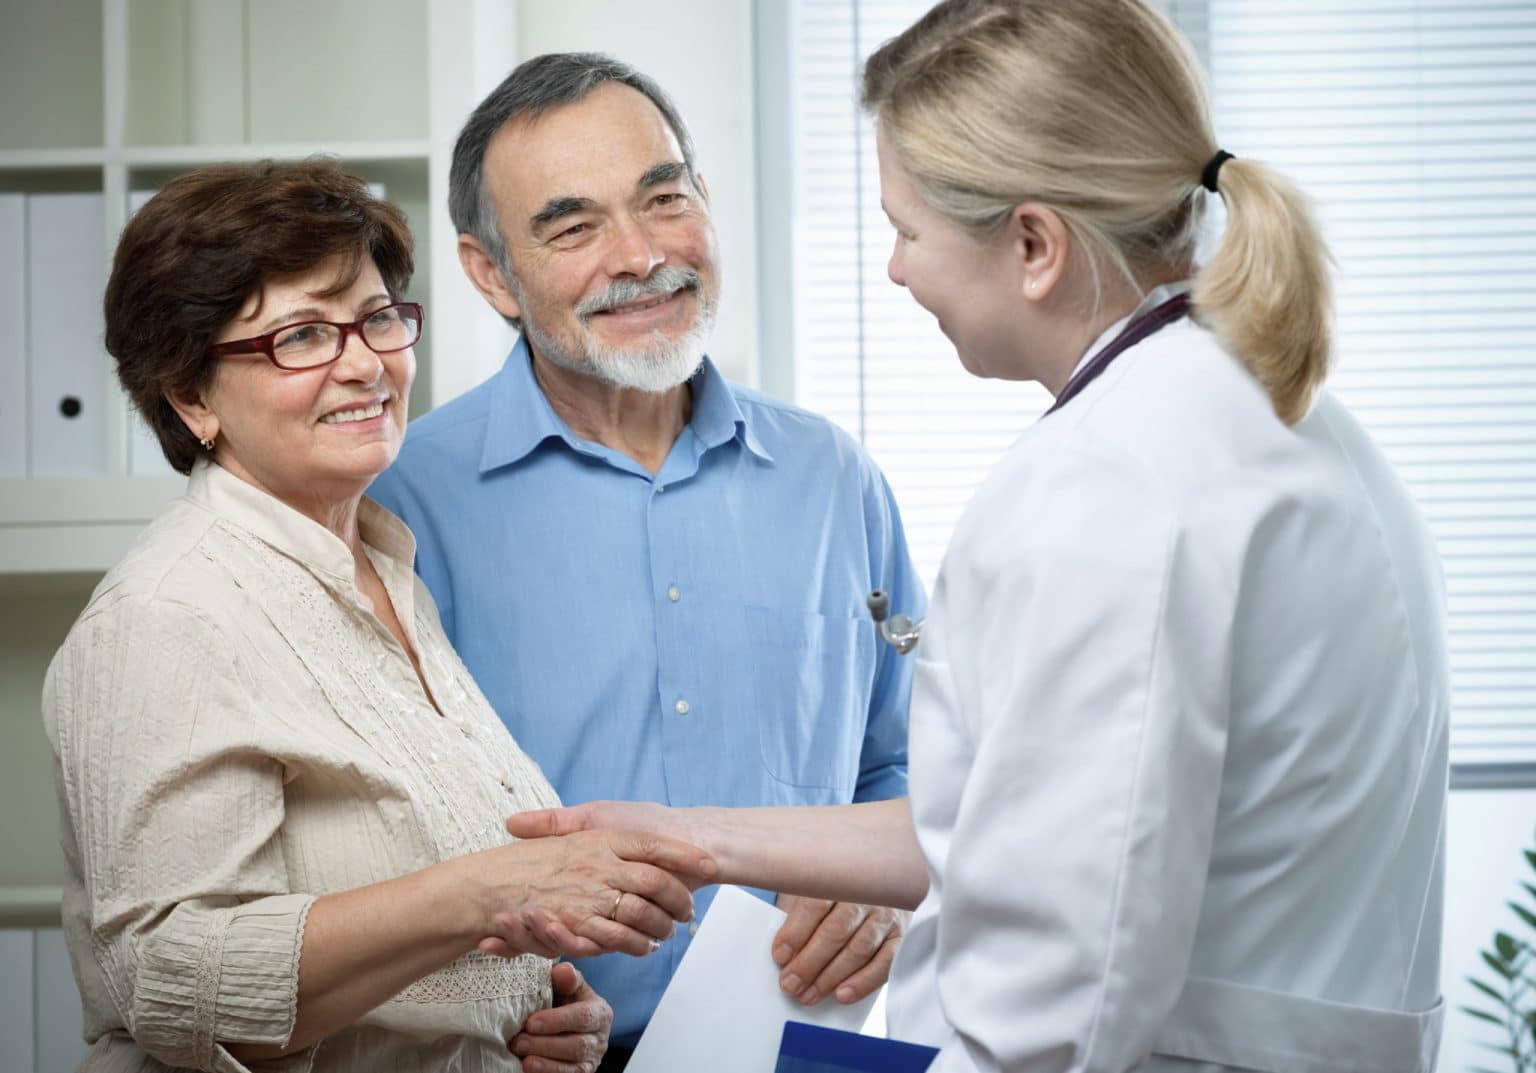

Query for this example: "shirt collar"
[186,456,417,590]
[479,335,773,474]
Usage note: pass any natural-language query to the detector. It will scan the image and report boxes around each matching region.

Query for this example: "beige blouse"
[43,458,561,1073]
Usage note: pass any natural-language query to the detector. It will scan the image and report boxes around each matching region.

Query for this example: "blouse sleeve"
[45,593,318,1073]
[926,445,1238,1073]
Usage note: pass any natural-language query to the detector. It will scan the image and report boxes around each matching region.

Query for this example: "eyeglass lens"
[271,305,422,368]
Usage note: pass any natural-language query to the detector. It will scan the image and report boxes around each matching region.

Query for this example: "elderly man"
[369,52,924,1071]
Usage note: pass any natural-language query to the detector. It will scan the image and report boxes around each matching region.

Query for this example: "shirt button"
[667,585,681,602]
[674,699,691,716]
[656,484,666,494]
[688,921,700,936]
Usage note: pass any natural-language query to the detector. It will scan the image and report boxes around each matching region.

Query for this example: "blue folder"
[775,1021,939,1073]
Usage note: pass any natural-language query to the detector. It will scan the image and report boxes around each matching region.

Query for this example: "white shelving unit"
[0,7,522,1057]
[0,0,516,574]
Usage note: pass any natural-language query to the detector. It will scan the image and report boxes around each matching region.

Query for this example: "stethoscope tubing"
[869,291,1192,655]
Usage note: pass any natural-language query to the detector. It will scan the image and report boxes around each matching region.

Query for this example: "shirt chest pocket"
[743,605,875,794]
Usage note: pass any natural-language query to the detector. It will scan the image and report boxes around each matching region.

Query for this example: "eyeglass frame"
[206,301,425,370]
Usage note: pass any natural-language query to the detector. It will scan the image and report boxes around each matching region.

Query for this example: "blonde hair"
[861,0,1332,425]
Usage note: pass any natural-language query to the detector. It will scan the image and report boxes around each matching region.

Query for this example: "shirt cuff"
[132,892,317,1071]
[853,766,909,803]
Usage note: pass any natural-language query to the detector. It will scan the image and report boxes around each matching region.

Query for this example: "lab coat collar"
[1064,280,1194,387]
[478,335,771,474]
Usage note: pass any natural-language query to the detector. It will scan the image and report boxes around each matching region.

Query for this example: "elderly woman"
[42,159,713,1073]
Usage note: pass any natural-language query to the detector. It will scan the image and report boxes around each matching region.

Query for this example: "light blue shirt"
[369,339,924,1044]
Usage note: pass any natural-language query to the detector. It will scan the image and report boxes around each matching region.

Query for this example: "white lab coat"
[886,285,1449,1073]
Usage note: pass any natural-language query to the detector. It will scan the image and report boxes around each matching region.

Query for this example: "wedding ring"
[608,890,624,921]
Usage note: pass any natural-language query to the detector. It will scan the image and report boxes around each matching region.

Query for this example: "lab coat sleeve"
[43,595,317,1073]
[928,445,1236,1073]
[855,465,926,802]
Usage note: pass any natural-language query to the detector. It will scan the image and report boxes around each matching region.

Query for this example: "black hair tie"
[1201,149,1235,193]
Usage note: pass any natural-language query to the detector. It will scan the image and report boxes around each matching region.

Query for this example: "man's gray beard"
[530,310,713,393]
[514,267,718,394]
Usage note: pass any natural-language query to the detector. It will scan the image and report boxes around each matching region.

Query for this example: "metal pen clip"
[867,589,923,654]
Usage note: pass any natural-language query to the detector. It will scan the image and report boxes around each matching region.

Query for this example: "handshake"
[471,801,911,1071]
[475,798,914,1009]
[472,802,718,963]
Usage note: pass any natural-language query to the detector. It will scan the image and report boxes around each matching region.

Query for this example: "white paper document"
[626,885,879,1073]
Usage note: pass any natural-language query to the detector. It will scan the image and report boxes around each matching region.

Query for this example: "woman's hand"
[511,961,611,1073]
[471,828,715,960]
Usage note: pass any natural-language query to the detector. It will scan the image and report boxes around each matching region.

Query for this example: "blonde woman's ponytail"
[1192,156,1334,425]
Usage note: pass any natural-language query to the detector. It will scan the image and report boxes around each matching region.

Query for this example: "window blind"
[1171,0,1536,767]
[791,0,1051,586]
[784,0,1536,768]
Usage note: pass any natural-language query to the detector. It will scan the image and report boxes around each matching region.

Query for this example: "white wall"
[515,0,759,385]
[1441,788,1536,1073]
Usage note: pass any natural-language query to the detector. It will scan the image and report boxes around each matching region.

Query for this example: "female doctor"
[506,1,1451,1070]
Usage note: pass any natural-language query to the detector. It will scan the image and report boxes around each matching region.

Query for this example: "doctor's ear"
[457,234,523,322]
[1010,202,1071,301]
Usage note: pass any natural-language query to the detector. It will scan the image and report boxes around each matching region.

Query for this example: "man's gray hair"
[448,52,700,278]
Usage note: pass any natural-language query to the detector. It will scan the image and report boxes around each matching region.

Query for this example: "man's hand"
[773,894,907,1005]
[510,961,611,1073]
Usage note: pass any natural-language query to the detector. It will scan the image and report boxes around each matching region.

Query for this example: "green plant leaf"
[1469,977,1508,1005]
[1496,932,1523,962]
[1485,950,1518,980]
[1513,901,1536,932]
[1461,1005,1506,1026]
[1525,848,1536,874]
[1521,881,1536,905]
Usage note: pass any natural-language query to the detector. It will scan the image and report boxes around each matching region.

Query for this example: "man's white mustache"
[578,267,702,319]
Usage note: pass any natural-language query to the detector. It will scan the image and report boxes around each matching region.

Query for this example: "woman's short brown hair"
[105,158,415,474]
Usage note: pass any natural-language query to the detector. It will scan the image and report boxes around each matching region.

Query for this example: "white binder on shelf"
[0,193,25,477]
[27,191,108,477]
[125,189,175,477]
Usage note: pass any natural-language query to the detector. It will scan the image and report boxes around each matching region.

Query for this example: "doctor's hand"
[506,802,687,852]
[510,961,611,1073]
[773,894,907,1006]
